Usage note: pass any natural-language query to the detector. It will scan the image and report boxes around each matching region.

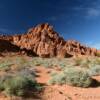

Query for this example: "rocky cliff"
[0,23,99,57]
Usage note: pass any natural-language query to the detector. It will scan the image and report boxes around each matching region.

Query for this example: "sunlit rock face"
[0,23,98,57]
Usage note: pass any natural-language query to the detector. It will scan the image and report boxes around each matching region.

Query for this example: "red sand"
[35,66,100,100]
[0,66,100,100]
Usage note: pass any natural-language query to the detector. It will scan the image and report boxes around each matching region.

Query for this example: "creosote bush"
[48,68,93,88]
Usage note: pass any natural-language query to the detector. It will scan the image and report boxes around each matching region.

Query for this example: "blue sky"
[0,0,100,49]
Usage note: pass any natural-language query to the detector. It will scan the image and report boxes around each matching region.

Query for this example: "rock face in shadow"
[0,23,99,57]
[0,38,37,56]
[0,39,20,52]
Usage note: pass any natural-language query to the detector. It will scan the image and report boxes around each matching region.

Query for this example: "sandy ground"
[0,66,100,100]
[35,66,100,100]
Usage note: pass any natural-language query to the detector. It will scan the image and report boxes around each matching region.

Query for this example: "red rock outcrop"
[0,23,99,57]
[63,40,97,56]
[11,23,65,57]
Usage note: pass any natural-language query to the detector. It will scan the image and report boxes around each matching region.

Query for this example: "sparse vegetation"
[0,55,100,93]
[80,59,91,68]
[48,68,93,87]
[88,65,100,76]
[96,52,100,57]
[0,68,40,96]
[74,57,83,66]
[4,76,35,96]
[0,58,13,71]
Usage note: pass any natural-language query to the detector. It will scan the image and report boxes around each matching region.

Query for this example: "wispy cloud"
[72,6,100,17]
[0,28,11,33]
[0,28,25,34]
[86,8,100,17]
[45,0,100,21]
[71,0,100,19]
[46,16,58,21]
[45,14,69,22]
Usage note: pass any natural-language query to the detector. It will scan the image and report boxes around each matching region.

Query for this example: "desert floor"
[0,55,100,100]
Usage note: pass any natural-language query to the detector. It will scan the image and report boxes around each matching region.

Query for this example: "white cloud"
[72,5,100,18]
[86,8,100,17]
[0,28,10,33]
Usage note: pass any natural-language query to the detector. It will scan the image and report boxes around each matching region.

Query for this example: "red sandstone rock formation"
[0,23,99,57]
[63,40,97,56]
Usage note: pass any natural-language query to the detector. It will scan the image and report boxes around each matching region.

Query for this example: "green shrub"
[48,72,66,85]
[31,57,74,68]
[0,61,13,71]
[48,68,93,88]
[0,69,39,96]
[96,52,100,57]
[4,76,36,96]
[64,68,93,87]
[74,58,83,66]
[93,58,100,65]
[16,68,36,79]
[80,59,91,68]
[88,65,100,76]
[0,74,12,91]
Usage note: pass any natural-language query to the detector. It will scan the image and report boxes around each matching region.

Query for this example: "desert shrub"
[0,61,13,71]
[88,65,100,76]
[0,74,12,91]
[14,57,31,70]
[58,62,66,68]
[16,68,36,78]
[31,57,73,68]
[50,71,58,76]
[41,61,51,67]
[80,59,91,68]
[0,56,32,72]
[15,57,27,64]
[74,58,83,66]
[63,68,93,87]
[31,60,42,66]
[48,72,66,85]
[3,75,37,96]
[96,52,100,57]
[48,68,93,87]
[93,58,100,65]
[31,57,53,67]
[0,69,40,96]
[31,57,43,66]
